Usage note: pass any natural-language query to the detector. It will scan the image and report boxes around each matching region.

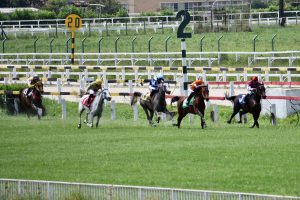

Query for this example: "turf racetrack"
[0,103,299,197]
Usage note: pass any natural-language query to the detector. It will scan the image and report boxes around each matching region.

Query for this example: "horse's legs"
[251,113,260,128]
[88,113,94,128]
[176,112,187,128]
[227,105,240,124]
[238,110,247,123]
[78,107,85,129]
[195,108,206,129]
[95,115,100,128]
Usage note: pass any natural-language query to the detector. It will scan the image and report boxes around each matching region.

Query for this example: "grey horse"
[78,88,111,128]
[131,83,176,126]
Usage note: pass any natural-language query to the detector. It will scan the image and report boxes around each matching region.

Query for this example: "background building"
[117,0,250,14]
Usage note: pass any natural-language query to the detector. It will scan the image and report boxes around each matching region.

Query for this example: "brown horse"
[225,83,267,128]
[171,85,210,128]
[19,81,45,119]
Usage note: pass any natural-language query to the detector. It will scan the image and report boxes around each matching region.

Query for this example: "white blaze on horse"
[78,88,111,128]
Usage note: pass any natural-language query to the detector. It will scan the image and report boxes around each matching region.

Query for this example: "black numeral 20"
[67,17,80,28]
[176,10,192,38]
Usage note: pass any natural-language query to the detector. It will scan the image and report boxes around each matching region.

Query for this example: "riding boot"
[244,94,249,104]
[87,94,93,104]
[150,90,155,98]
[186,92,194,105]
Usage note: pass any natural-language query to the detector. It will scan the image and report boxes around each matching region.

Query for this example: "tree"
[279,0,286,26]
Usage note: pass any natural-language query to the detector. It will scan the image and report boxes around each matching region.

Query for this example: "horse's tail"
[225,92,236,102]
[130,92,142,106]
[170,96,180,106]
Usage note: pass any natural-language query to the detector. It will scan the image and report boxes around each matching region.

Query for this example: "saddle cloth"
[23,88,32,97]
[239,95,246,104]
[81,95,95,108]
[182,96,195,109]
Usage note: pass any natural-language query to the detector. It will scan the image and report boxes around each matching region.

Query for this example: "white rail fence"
[1,179,299,200]
[1,11,300,37]
[1,68,300,86]
[1,51,300,67]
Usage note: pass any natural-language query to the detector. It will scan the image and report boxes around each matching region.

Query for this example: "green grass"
[3,25,300,67]
[0,100,299,197]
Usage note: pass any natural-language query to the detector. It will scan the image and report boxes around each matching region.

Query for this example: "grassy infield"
[2,25,300,67]
[0,25,300,198]
[0,99,299,198]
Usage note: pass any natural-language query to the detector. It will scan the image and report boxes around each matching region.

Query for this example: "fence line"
[0,178,299,200]
[1,51,300,67]
[1,10,300,37]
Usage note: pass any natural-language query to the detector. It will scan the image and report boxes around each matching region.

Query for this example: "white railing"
[1,51,300,67]
[1,11,300,37]
[0,179,299,200]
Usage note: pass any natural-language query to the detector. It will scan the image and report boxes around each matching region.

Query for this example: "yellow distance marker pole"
[71,31,75,64]
[65,14,82,65]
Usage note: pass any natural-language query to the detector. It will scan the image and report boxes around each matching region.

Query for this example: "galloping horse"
[78,88,111,128]
[171,85,209,129]
[19,81,45,119]
[225,83,267,128]
[131,83,175,126]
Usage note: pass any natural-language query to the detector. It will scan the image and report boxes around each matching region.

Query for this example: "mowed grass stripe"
[0,111,299,197]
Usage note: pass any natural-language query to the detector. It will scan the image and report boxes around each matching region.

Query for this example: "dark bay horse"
[19,81,45,119]
[171,85,209,129]
[130,83,175,126]
[78,88,111,128]
[225,84,267,128]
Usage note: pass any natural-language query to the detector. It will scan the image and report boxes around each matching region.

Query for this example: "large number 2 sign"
[176,10,192,39]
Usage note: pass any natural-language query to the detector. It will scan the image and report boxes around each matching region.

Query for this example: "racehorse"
[171,85,209,129]
[78,88,111,128]
[19,81,45,119]
[225,83,267,128]
[130,83,175,126]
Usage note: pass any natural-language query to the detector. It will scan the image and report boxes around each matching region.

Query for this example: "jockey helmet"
[195,79,203,85]
[95,79,102,85]
[251,76,258,81]
[156,74,164,81]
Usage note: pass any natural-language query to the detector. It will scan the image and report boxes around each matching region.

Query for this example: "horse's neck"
[92,93,104,111]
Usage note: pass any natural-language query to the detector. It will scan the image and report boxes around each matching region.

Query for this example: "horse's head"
[34,81,44,93]
[102,89,111,101]
[257,84,267,99]
[195,85,209,101]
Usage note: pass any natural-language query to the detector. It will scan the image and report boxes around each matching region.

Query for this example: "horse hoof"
[202,124,207,129]
[227,121,231,124]
[78,124,81,129]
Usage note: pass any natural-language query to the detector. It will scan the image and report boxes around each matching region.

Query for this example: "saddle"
[182,96,195,109]
[81,95,95,108]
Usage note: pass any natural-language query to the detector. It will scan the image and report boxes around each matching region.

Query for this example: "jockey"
[86,79,102,104]
[184,78,204,107]
[244,76,260,103]
[149,74,165,97]
[26,76,40,97]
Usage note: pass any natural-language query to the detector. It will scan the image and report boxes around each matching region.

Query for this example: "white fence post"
[57,79,61,104]
[133,104,138,121]
[229,81,235,96]
[213,104,218,122]
[61,99,66,120]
